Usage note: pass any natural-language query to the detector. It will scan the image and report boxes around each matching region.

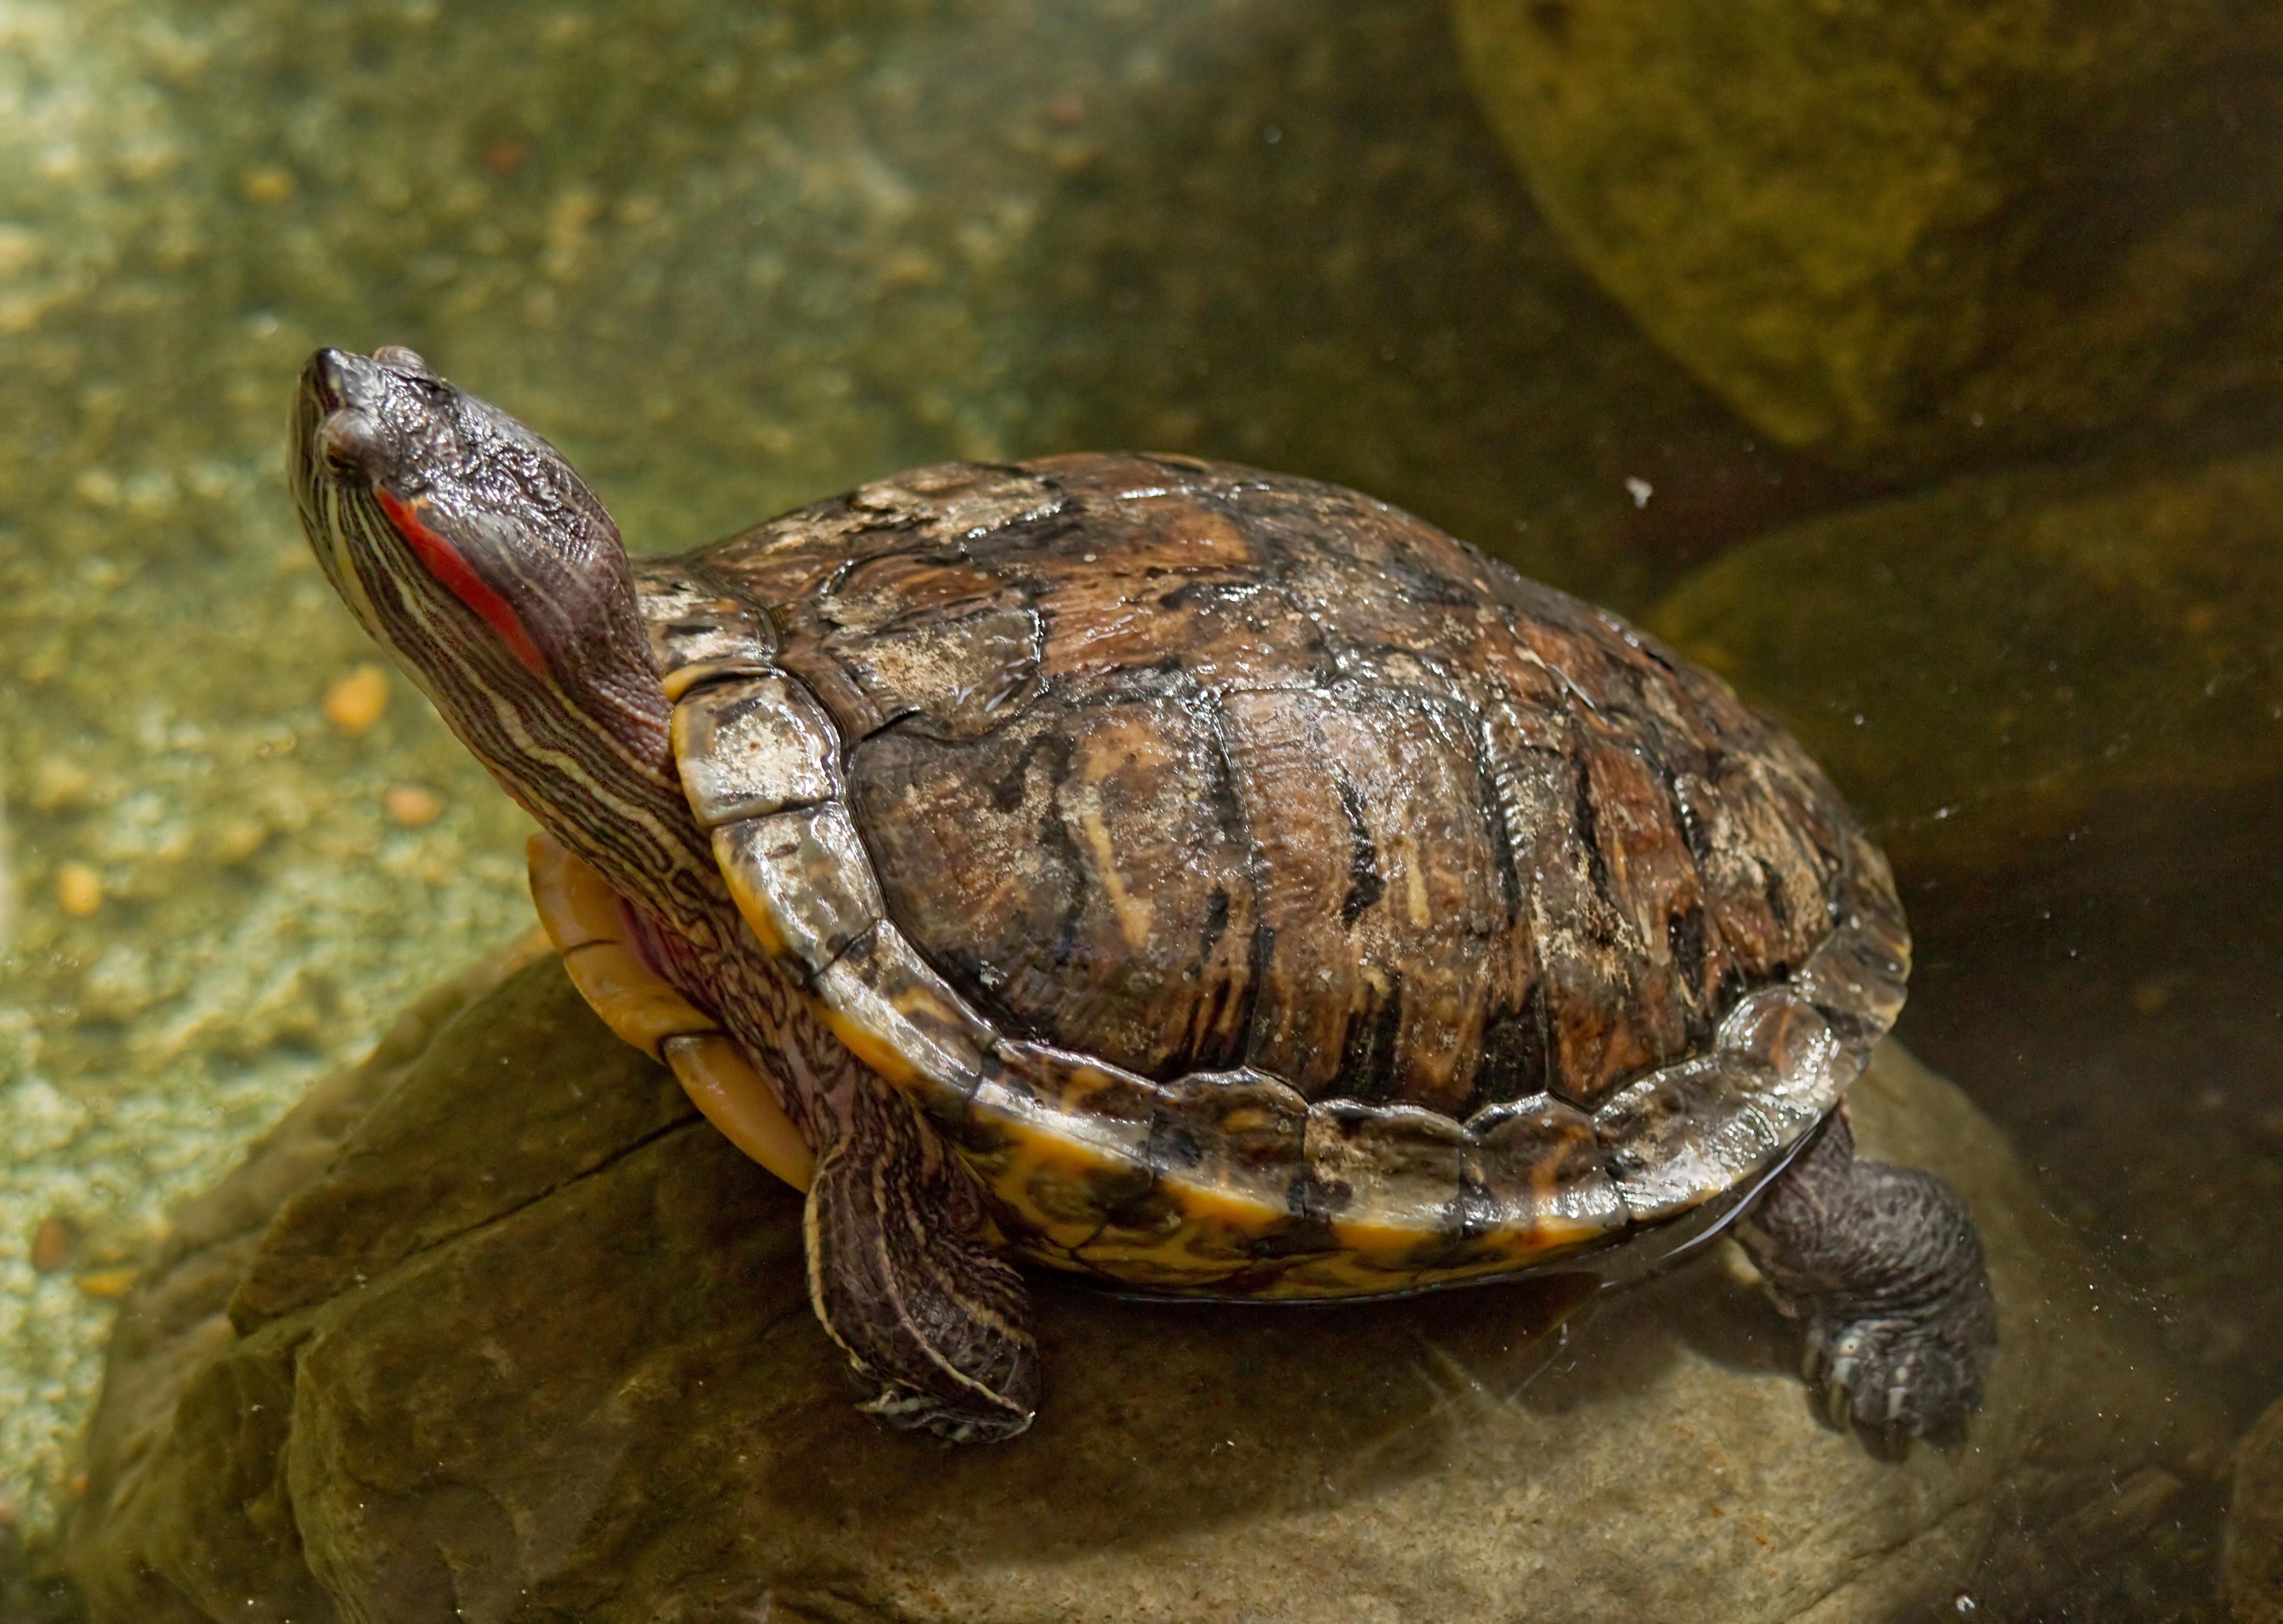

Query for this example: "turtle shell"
[635,454,1908,1297]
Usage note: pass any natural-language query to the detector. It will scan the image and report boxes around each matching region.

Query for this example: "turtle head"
[292,348,689,885]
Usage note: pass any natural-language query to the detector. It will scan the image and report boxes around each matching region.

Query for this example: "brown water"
[4,3,2279,1618]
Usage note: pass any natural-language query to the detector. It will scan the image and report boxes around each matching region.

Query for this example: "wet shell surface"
[636,454,1909,1297]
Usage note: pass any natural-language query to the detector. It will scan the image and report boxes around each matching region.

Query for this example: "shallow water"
[4,2,2280,1618]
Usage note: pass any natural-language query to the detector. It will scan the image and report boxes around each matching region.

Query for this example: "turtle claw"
[1803,1313,1980,1442]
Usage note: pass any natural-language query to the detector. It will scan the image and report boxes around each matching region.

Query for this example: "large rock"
[1645,444,2283,882]
[2233,1399,2283,1623]
[65,949,2209,1621]
[1453,0,2283,473]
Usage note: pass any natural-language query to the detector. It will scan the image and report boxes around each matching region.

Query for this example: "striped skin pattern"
[646,455,1910,1298]
[295,350,1040,1439]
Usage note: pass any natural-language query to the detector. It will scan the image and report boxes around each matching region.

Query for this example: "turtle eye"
[318,408,389,480]
[373,345,433,378]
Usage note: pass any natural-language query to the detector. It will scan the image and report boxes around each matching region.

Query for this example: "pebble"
[29,755,92,811]
[239,166,296,203]
[384,783,446,827]
[29,1218,72,1274]
[322,663,391,735]
[54,863,102,917]
[72,1269,138,1301]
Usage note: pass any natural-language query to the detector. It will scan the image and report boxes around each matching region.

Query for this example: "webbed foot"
[807,1080,1039,1442]
[1738,1110,1995,1443]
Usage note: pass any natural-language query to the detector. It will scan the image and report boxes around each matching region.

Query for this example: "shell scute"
[663,456,1909,1298]
[711,804,881,973]
[673,674,840,827]
[1149,1068,1311,1231]
[1594,1056,1781,1224]
[847,461,1064,542]
[849,694,1262,1081]
[961,1039,1159,1249]
[1303,1103,1471,1258]
[630,559,777,699]
[809,924,995,1123]
[1464,1094,1626,1246]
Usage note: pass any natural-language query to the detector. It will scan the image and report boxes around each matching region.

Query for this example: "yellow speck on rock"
[323,663,391,735]
[73,1268,138,1300]
[55,863,102,917]
[239,166,296,203]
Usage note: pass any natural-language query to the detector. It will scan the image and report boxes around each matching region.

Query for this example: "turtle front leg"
[1734,1109,1996,1442]
[806,1078,1040,1442]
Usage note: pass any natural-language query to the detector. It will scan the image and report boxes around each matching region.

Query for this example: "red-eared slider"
[293,347,1995,1443]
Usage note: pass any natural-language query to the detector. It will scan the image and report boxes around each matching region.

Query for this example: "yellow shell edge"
[665,1032,817,1193]
[527,831,814,1194]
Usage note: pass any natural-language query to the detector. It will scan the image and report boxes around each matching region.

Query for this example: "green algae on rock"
[1645,445,2283,878]
[65,953,2209,1622]
[1453,0,2283,474]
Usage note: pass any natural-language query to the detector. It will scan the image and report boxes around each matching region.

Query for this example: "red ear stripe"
[376,488,549,671]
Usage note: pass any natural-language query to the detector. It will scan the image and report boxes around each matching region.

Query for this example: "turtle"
[292,345,1996,1444]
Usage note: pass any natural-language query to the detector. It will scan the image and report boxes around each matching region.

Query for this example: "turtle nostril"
[307,347,356,410]
[318,407,389,480]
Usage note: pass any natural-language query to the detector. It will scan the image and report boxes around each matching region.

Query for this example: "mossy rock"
[1647,444,2283,879]
[62,947,2210,1620]
[1453,0,2283,473]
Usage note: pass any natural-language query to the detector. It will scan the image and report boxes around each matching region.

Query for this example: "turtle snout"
[305,347,370,413]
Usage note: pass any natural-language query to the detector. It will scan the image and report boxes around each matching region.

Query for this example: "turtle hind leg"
[1734,1109,1996,1444]
[806,1081,1039,1443]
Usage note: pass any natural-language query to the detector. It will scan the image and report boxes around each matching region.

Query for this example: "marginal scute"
[1595,1056,1780,1224]
[1151,1069,1310,1230]
[631,559,777,700]
[1304,1104,1470,1255]
[674,675,841,827]
[1464,1094,1626,1244]
[811,924,996,1123]
[962,1041,1159,1251]
[1715,988,1842,1144]
[1788,841,1911,1053]
[711,806,882,974]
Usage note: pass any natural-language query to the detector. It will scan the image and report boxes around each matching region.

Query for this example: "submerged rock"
[66,950,2207,1621]
[1453,0,2283,473]
[1646,444,2283,881]
[2233,1399,2283,1623]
